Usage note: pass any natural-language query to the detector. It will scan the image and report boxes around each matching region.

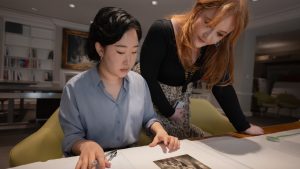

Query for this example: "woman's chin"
[118,70,129,77]
[194,42,206,48]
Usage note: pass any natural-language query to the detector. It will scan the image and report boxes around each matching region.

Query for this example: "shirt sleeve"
[140,20,175,117]
[142,80,160,131]
[59,84,86,156]
[212,85,251,131]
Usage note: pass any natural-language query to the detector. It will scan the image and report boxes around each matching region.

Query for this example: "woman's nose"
[123,55,130,65]
[203,30,215,45]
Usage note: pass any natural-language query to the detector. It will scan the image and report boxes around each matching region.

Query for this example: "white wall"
[234,30,256,116]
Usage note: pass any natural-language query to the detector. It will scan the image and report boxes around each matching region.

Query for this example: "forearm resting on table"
[150,122,167,135]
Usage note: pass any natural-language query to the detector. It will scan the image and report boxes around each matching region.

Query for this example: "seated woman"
[59,7,180,169]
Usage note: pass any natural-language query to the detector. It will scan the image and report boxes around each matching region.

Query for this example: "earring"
[215,42,219,47]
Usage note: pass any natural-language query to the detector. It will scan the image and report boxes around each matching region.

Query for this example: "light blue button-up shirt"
[59,66,158,156]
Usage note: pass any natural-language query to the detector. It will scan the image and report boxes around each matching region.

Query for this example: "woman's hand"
[169,108,186,123]
[243,124,264,135]
[149,128,180,151]
[74,140,111,169]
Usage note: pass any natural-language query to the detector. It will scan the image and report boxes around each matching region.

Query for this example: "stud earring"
[215,40,222,48]
[215,42,219,47]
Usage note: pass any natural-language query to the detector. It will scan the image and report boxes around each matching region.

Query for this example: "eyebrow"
[114,44,139,48]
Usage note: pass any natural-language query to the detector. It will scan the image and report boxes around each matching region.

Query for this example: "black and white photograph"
[154,154,211,169]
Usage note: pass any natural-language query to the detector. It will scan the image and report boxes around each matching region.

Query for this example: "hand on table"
[75,141,111,169]
[244,123,264,135]
[148,130,180,151]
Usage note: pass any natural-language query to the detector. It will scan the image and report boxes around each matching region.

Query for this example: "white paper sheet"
[9,153,135,169]
[118,139,250,169]
[9,156,78,169]
[196,131,300,169]
[9,140,249,169]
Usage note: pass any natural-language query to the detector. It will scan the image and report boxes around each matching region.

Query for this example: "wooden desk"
[230,121,300,138]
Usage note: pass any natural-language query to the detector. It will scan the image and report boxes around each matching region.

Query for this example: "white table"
[9,129,300,169]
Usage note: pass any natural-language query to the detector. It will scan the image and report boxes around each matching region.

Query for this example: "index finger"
[95,152,107,169]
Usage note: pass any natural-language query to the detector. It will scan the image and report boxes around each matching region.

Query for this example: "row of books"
[4,56,53,70]
[3,69,53,82]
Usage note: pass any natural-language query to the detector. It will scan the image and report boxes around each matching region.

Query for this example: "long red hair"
[172,0,248,88]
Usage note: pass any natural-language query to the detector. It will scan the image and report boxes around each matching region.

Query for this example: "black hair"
[87,7,142,61]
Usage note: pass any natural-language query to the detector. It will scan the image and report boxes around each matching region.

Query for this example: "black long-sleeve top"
[140,19,250,131]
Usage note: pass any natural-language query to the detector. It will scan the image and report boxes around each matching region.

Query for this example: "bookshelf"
[1,21,55,83]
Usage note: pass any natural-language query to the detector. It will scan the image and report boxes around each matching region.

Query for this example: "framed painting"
[62,28,93,70]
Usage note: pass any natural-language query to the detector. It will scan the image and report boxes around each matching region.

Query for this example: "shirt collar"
[90,64,130,91]
[90,64,101,87]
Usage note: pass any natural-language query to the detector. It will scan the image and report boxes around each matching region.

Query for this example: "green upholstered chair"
[276,93,300,115]
[9,109,64,167]
[137,130,152,146]
[189,98,236,135]
[253,92,277,115]
[138,98,237,141]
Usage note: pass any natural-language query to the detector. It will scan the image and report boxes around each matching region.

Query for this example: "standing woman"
[59,7,179,169]
[137,0,264,138]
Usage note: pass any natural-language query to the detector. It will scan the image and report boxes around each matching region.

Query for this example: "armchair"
[9,109,63,167]
[276,93,300,116]
[189,98,236,135]
[253,92,277,115]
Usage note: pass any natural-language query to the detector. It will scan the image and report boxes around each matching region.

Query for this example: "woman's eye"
[116,51,125,55]
[132,51,137,54]
[217,33,224,37]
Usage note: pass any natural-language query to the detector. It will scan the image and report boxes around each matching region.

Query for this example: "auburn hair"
[172,0,248,88]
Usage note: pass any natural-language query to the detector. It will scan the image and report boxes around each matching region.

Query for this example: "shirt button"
[117,120,120,124]
[117,137,120,141]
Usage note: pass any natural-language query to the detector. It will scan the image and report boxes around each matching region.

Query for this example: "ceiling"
[0,0,300,56]
[256,30,300,55]
[0,0,300,28]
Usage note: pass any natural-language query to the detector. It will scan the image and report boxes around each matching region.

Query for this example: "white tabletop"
[9,129,300,169]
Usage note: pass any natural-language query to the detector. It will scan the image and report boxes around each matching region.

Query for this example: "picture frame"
[62,28,93,70]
